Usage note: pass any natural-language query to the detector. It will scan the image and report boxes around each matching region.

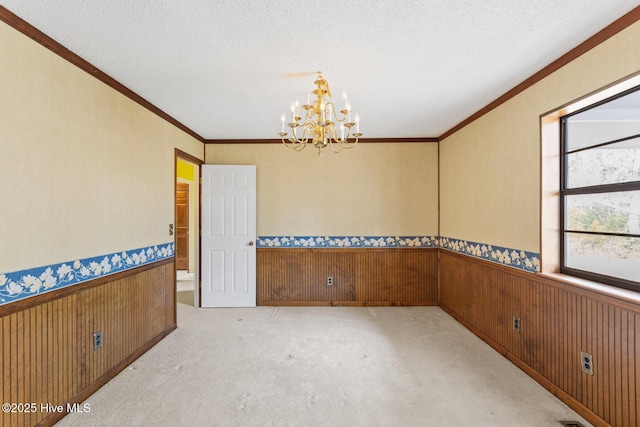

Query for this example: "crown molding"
[0,6,206,144]
[439,5,640,140]
[3,4,639,145]
[204,137,439,144]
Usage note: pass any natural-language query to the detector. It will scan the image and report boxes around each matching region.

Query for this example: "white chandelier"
[279,71,362,156]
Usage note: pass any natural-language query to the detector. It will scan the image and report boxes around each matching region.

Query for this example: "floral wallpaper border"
[257,235,439,248]
[0,236,539,305]
[440,236,540,273]
[0,243,174,306]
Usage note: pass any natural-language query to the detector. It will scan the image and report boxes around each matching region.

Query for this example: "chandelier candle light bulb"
[279,71,362,156]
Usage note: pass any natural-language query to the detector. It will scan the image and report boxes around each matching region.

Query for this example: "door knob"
[248,241,254,246]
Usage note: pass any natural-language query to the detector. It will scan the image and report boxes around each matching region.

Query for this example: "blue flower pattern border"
[440,237,540,273]
[0,243,174,306]
[258,235,539,272]
[257,235,439,248]
[1,236,540,306]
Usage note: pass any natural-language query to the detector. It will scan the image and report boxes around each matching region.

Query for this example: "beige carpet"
[58,305,591,427]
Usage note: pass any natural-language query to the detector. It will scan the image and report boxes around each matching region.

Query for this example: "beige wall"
[4,11,638,272]
[440,21,640,253]
[206,143,439,236]
[0,21,204,273]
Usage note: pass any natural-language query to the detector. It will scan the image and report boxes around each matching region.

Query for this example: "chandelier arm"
[327,139,342,153]
[323,101,347,122]
[281,138,308,151]
[337,138,359,149]
[278,72,361,155]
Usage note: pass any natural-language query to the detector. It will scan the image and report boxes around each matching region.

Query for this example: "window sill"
[537,272,640,306]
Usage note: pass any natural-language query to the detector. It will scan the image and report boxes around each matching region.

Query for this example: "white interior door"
[201,165,256,307]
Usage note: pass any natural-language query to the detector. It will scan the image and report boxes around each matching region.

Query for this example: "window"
[560,86,640,291]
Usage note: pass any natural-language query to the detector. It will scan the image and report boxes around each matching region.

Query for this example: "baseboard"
[439,304,609,427]
[259,300,439,306]
[37,323,177,427]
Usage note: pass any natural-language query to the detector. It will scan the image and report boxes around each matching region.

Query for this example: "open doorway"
[175,149,202,308]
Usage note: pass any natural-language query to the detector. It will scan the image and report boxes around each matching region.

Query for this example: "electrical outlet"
[93,331,103,350]
[327,276,334,286]
[581,351,594,375]
[513,316,521,333]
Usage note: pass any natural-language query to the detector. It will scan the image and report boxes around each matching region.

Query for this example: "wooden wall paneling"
[85,287,94,389]
[99,285,107,384]
[622,309,631,427]
[77,290,88,392]
[141,272,149,343]
[634,314,639,427]
[258,248,438,305]
[521,277,534,370]
[571,293,580,404]
[2,315,8,427]
[363,250,437,303]
[558,286,567,393]
[438,253,456,312]
[96,285,104,385]
[595,300,605,419]
[132,274,139,350]
[622,309,634,427]
[69,295,78,413]
[59,297,68,405]
[0,259,175,426]
[608,306,617,426]
[332,251,358,302]
[439,250,639,427]
[134,272,142,348]
[33,305,42,426]
[148,268,155,338]
[620,309,630,427]
[588,298,598,415]
[606,305,615,425]
[165,263,176,329]
[46,302,54,422]
[257,249,356,304]
[53,299,61,417]
[22,308,29,426]
[59,300,66,416]
[109,280,117,377]
[6,312,13,426]
[139,272,147,344]
[24,307,32,427]
[17,310,25,425]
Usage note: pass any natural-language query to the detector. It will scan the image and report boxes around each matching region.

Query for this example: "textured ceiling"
[1,1,639,140]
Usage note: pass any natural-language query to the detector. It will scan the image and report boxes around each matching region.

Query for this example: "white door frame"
[175,150,202,309]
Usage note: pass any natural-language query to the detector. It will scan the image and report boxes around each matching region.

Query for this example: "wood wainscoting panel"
[439,250,639,427]
[257,248,438,306]
[0,259,175,427]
